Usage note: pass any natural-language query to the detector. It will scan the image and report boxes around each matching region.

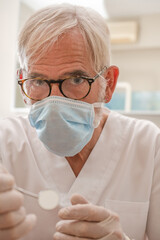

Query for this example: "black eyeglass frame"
[18,66,107,101]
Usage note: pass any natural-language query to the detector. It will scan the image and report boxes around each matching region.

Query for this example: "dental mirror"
[15,186,59,210]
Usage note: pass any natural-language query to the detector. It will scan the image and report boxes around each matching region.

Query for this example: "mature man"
[0,3,159,240]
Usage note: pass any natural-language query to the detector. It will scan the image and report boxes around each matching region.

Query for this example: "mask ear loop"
[93,101,111,128]
[93,102,104,108]
[92,102,104,128]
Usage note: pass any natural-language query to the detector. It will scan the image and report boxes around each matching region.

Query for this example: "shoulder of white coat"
[0,114,33,141]
[111,110,159,131]
[109,111,160,145]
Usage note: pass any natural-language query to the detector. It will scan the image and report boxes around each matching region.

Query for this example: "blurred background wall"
[0,0,160,127]
[0,0,19,117]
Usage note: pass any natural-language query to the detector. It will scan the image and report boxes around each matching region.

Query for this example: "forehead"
[28,28,93,78]
[53,29,88,55]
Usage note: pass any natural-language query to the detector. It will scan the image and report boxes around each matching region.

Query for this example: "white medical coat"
[0,109,160,240]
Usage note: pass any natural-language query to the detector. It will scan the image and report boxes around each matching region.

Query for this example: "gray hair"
[18,4,111,101]
[18,3,110,72]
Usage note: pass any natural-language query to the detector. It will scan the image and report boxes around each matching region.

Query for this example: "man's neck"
[66,111,108,177]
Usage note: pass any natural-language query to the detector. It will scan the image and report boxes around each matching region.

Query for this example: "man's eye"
[32,79,45,86]
[69,77,85,85]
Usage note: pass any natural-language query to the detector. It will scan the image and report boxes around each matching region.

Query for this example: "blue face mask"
[28,96,103,157]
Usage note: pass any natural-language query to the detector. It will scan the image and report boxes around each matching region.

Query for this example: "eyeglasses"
[17,66,107,101]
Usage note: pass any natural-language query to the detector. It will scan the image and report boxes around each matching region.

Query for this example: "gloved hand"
[0,164,37,239]
[54,194,129,240]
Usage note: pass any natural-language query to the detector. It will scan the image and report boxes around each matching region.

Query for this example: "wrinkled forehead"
[28,28,91,66]
[27,28,94,79]
[48,29,89,58]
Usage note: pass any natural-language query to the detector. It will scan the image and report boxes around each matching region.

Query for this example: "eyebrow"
[28,72,48,79]
[62,70,90,78]
[28,70,90,80]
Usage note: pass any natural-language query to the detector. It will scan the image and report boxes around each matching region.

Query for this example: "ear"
[17,69,27,104]
[104,65,119,103]
[17,69,33,105]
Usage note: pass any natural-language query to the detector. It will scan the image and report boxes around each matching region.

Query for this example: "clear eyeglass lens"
[62,78,90,99]
[23,79,50,100]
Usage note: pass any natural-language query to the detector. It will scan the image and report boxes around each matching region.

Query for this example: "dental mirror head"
[15,186,59,210]
[38,190,59,210]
